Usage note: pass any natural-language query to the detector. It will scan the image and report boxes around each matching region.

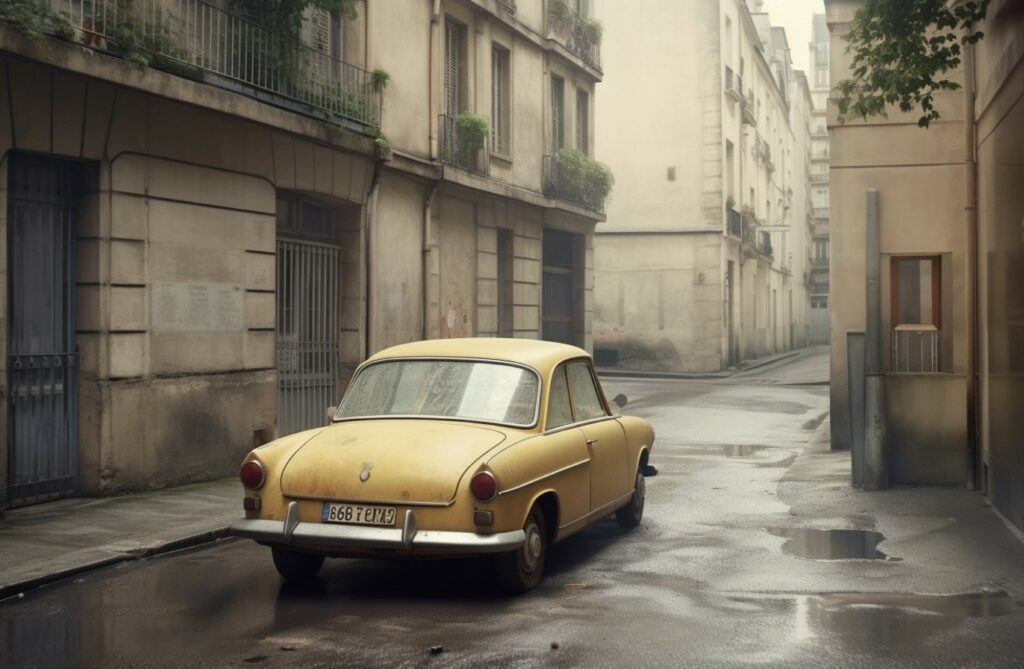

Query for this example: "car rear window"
[336,359,540,427]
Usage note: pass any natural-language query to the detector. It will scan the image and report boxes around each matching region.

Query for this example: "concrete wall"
[886,374,968,486]
[826,1,968,472]
[0,56,375,498]
[975,1,1024,529]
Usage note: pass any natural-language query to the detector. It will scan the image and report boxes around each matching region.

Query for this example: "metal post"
[864,190,888,490]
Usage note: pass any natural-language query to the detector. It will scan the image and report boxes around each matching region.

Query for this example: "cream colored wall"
[974,5,1024,529]
[594,0,712,232]
[372,0,433,157]
[826,0,968,471]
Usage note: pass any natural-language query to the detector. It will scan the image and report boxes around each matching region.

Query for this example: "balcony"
[495,0,517,13]
[724,67,743,103]
[440,114,490,176]
[811,257,829,270]
[40,0,381,129]
[813,206,830,220]
[741,90,756,125]
[543,154,608,212]
[759,231,773,259]
[726,207,742,237]
[546,1,601,70]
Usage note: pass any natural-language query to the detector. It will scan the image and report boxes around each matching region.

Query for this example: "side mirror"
[326,406,337,424]
[612,394,628,409]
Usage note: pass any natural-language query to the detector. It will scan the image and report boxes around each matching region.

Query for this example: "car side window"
[547,364,574,429]
[568,360,608,421]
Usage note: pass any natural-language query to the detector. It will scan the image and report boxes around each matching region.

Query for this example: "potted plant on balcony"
[553,148,614,211]
[548,0,572,38]
[456,112,488,168]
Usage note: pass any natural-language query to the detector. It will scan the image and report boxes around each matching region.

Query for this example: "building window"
[491,45,511,156]
[551,75,565,151]
[575,0,590,18]
[576,89,590,155]
[444,18,466,116]
[891,256,943,373]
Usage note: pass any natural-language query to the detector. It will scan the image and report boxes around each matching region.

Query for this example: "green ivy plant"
[835,0,990,128]
[553,148,614,210]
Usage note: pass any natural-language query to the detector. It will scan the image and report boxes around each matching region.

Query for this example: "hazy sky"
[761,0,825,73]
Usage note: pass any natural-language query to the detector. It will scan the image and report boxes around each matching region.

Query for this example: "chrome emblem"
[359,462,373,482]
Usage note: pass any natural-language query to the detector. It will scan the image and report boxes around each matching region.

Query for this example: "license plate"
[321,502,396,527]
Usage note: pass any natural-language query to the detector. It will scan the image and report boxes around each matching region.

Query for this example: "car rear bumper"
[229,502,524,555]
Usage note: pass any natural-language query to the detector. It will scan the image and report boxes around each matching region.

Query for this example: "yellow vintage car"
[229,338,655,591]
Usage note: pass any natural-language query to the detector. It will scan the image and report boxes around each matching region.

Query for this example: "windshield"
[336,359,540,427]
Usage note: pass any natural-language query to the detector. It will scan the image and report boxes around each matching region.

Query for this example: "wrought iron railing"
[892,326,941,373]
[759,231,773,259]
[811,257,829,269]
[726,207,742,237]
[742,90,756,125]
[40,0,380,128]
[545,1,601,70]
[440,114,490,175]
[543,154,606,212]
[741,211,759,247]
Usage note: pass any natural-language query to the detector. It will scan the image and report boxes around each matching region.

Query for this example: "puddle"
[722,444,761,457]
[767,528,888,560]
[816,591,1017,618]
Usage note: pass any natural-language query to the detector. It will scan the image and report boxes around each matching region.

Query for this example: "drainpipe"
[364,164,383,358]
[429,0,441,159]
[964,43,979,490]
[422,182,439,340]
[864,189,888,490]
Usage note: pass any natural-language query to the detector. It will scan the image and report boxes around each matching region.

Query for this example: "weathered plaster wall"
[0,56,375,498]
[975,4,1024,529]
[826,1,968,472]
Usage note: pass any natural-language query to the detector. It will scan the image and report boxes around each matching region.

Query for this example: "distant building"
[808,14,831,344]
[591,0,815,372]
[826,0,1024,532]
[0,0,604,507]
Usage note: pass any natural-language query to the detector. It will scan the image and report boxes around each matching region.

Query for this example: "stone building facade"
[591,0,813,373]
[0,0,604,507]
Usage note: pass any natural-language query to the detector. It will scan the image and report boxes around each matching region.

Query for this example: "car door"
[566,360,629,514]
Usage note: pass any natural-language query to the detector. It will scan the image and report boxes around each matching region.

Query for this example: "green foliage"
[456,112,489,150]
[554,148,614,210]
[583,17,602,45]
[371,69,390,94]
[1,0,75,41]
[725,195,736,211]
[835,0,990,128]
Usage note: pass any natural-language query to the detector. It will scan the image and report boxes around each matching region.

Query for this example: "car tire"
[495,504,547,593]
[616,468,645,529]
[271,547,325,582]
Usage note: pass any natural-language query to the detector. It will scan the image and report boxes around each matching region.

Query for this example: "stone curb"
[598,349,802,380]
[0,527,232,602]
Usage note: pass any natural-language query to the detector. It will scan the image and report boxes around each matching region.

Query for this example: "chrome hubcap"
[522,522,542,571]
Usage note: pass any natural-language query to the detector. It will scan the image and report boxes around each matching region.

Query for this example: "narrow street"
[2,349,1022,669]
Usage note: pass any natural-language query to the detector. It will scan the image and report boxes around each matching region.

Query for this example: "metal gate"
[7,155,79,506]
[276,238,340,436]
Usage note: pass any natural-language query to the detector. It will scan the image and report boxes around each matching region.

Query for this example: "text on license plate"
[321,502,396,526]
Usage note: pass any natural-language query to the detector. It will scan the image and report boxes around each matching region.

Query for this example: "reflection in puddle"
[767,527,888,560]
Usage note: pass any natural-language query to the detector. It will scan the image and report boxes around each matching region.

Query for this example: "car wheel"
[271,547,325,582]
[616,468,645,529]
[495,504,547,593]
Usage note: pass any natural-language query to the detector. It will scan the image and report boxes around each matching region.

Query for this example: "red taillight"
[470,471,497,502]
[240,460,265,489]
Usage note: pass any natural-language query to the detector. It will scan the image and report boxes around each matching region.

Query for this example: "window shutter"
[492,48,509,155]
[551,77,564,151]
[444,19,460,117]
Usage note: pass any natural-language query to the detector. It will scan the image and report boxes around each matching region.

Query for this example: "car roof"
[366,338,590,373]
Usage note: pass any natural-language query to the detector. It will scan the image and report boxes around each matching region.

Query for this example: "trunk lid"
[279,419,508,504]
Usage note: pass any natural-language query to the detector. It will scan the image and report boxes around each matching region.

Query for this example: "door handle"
[586,438,599,447]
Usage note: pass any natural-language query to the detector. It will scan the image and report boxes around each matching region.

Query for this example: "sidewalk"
[597,346,804,380]
[0,478,241,600]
